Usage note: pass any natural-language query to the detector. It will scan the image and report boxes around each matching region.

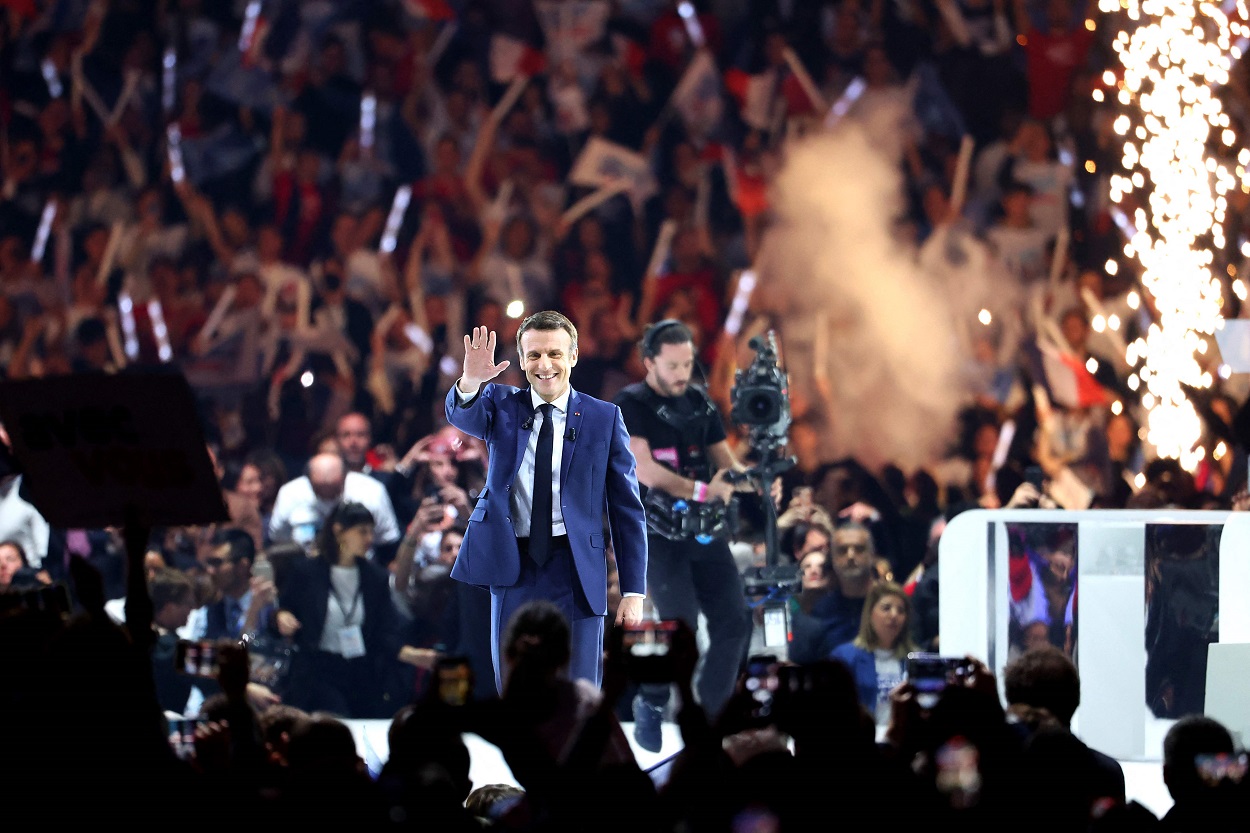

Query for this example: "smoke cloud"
[760,120,974,472]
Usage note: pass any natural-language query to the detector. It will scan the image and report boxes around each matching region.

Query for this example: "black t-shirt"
[614,382,727,496]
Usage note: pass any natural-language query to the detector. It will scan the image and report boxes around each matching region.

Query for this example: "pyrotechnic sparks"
[1100,0,1248,469]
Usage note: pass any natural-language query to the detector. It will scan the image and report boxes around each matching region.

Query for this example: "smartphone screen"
[906,652,953,708]
[175,639,218,678]
[436,656,473,706]
[761,602,788,648]
[744,654,780,721]
[621,620,678,683]
[168,717,208,760]
[1196,753,1249,787]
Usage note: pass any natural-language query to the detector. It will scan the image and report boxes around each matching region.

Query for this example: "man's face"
[206,542,247,595]
[519,327,577,403]
[831,527,873,586]
[645,341,694,398]
[336,415,372,470]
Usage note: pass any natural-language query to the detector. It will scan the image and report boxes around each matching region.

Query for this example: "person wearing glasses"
[199,527,276,641]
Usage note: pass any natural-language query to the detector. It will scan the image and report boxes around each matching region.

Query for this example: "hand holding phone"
[175,639,219,678]
[906,652,974,707]
[620,620,679,683]
[743,654,781,724]
[1196,753,1249,787]
[436,655,473,706]
[167,717,209,760]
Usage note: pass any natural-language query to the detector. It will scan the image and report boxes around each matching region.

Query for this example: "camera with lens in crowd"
[731,331,790,451]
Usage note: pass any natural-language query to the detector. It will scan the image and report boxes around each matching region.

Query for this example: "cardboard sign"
[568,137,658,208]
[0,372,229,529]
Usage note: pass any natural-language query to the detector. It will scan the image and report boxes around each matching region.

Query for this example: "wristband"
[692,481,709,502]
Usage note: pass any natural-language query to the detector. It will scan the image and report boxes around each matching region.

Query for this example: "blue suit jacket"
[444,383,648,616]
[829,642,879,711]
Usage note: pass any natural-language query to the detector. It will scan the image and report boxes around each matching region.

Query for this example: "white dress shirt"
[456,382,569,537]
[268,471,401,548]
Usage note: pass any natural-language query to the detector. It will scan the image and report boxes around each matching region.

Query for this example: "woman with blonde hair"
[829,581,917,723]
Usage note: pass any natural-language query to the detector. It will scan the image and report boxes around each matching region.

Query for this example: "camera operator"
[613,320,753,751]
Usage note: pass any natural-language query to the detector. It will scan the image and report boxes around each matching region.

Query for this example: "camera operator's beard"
[650,375,688,399]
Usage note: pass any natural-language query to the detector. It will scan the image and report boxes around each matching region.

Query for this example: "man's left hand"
[615,595,644,626]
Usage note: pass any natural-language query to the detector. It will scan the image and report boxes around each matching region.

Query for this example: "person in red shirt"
[1012,0,1099,122]
[648,2,723,73]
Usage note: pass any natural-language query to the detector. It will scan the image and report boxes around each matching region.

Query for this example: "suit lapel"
[560,391,584,489]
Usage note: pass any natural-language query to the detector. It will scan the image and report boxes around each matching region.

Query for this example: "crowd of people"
[6,521,1250,830]
[5,0,1250,828]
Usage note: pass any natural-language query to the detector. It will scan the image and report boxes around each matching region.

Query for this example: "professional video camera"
[729,331,799,614]
[730,332,791,450]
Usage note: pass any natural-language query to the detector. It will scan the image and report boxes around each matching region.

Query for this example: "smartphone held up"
[621,620,679,683]
[175,639,220,678]
[906,652,974,707]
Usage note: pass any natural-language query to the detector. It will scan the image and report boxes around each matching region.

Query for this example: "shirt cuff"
[454,378,478,401]
[621,592,645,599]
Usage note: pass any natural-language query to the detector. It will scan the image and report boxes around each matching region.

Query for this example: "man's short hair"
[516,310,578,356]
[210,527,256,565]
[148,568,194,611]
[833,521,875,552]
[1163,715,1235,799]
[640,319,693,359]
[1004,645,1080,726]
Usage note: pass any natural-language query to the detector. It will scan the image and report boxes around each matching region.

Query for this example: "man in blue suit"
[445,311,648,692]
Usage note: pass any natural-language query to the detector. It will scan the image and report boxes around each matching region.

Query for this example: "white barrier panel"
[939,509,1235,761]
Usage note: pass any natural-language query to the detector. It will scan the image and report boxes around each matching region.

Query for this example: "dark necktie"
[530,403,554,565]
[225,598,242,636]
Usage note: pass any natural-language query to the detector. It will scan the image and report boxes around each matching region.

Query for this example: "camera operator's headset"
[635,319,717,431]
[640,318,690,360]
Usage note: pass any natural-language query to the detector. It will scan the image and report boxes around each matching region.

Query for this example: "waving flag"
[670,51,724,138]
[534,1,611,60]
[569,137,658,207]
[1040,342,1110,409]
[490,34,547,83]
[724,68,776,131]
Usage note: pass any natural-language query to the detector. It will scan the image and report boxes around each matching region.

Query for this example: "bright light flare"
[1106,0,1242,469]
